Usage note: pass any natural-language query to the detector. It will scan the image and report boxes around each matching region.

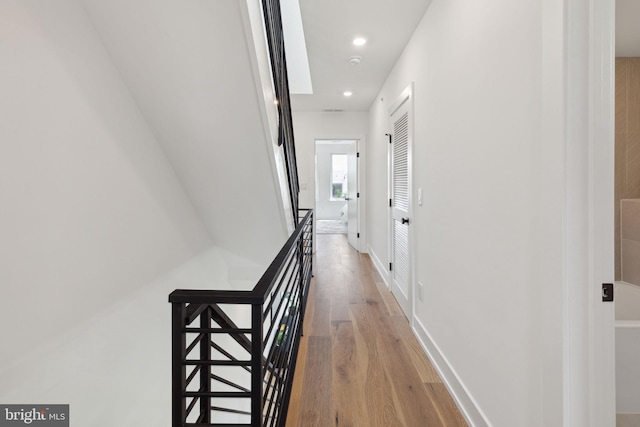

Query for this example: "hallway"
[286,234,468,426]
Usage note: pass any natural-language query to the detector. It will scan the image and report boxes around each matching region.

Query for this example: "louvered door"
[389,88,412,318]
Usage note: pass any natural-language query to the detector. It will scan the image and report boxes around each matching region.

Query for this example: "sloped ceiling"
[81,0,289,265]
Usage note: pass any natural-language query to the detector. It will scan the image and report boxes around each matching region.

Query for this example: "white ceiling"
[289,0,432,112]
[617,0,640,57]
[290,0,640,112]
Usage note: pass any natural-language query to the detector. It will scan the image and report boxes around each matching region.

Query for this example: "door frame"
[588,0,616,424]
[387,84,415,323]
[561,0,616,424]
[346,140,360,250]
[313,138,365,251]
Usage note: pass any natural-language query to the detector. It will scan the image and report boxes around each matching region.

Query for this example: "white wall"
[315,143,351,220]
[0,2,288,424]
[367,0,553,425]
[292,112,368,242]
[293,112,367,208]
[0,245,257,426]
[0,0,212,370]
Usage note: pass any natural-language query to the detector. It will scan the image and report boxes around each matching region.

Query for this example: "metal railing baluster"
[169,210,313,426]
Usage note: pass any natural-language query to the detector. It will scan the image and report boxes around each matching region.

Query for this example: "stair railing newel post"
[171,302,186,427]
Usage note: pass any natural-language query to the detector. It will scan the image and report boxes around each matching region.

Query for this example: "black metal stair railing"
[262,0,299,224]
[169,209,313,427]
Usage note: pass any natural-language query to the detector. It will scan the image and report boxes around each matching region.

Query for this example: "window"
[331,154,348,200]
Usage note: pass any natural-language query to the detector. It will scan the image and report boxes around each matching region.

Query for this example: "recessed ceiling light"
[352,37,367,46]
[343,91,353,97]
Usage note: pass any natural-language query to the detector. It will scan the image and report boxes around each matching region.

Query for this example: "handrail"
[170,211,310,305]
[261,0,299,224]
[169,209,313,427]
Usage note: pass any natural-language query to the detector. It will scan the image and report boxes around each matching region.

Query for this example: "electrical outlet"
[418,281,424,302]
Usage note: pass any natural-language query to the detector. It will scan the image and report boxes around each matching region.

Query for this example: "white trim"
[313,137,365,252]
[387,83,415,324]
[562,0,616,424]
[389,85,412,117]
[564,0,590,421]
[539,0,566,423]
[351,140,360,251]
[367,246,390,289]
[358,137,368,253]
[412,317,491,427]
[587,0,616,424]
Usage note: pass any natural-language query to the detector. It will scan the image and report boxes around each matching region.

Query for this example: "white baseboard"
[369,245,488,425]
[367,246,390,289]
[412,317,491,427]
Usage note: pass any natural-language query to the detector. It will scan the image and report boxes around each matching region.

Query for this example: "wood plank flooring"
[617,414,640,427]
[286,234,468,427]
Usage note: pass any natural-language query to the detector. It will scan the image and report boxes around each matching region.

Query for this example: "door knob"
[401,217,410,225]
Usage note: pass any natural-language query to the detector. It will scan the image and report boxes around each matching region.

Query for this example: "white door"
[346,141,358,250]
[389,88,412,318]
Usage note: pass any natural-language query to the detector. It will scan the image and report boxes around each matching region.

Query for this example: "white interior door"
[389,88,412,318]
[346,141,358,250]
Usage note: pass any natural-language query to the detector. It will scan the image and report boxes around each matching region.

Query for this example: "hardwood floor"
[286,234,468,427]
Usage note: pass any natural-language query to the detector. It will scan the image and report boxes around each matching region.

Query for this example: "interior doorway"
[388,85,413,320]
[314,139,359,250]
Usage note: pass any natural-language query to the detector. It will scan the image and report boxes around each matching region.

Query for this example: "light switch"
[418,188,423,206]
[301,182,308,191]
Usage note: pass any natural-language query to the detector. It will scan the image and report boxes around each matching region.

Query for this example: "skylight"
[281,0,313,94]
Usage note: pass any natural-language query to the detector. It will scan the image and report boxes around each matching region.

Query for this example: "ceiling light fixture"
[352,37,367,46]
[343,91,353,97]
